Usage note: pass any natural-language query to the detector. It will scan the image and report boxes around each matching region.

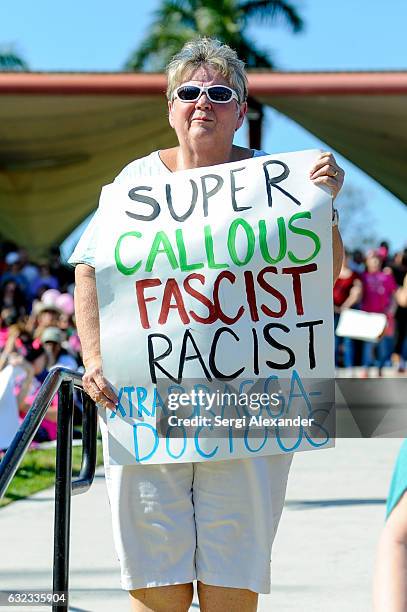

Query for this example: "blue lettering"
[244,426,268,453]
[123,386,135,417]
[194,426,218,458]
[109,387,126,419]
[304,408,331,447]
[264,376,285,418]
[136,386,155,417]
[133,423,159,462]
[166,425,187,459]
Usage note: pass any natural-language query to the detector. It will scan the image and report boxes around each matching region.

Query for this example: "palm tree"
[125,0,304,148]
[0,44,29,71]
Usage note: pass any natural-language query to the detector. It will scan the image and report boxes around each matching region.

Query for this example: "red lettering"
[183,273,217,324]
[135,278,162,329]
[257,266,287,318]
[282,264,317,315]
[243,270,259,322]
[159,278,190,325]
[213,271,244,324]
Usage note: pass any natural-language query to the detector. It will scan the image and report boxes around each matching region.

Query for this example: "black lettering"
[230,167,251,212]
[147,333,176,383]
[178,329,212,382]
[252,327,259,375]
[296,320,323,369]
[201,174,224,217]
[262,160,301,208]
[209,327,244,379]
[166,179,198,222]
[127,186,160,221]
[263,323,296,369]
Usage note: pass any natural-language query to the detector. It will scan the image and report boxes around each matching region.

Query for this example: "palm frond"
[0,46,29,71]
[238,39,275,68]
[156,0,196,28]
[125,0,304,72]
[238,0,304,32]
[125,27,197,71]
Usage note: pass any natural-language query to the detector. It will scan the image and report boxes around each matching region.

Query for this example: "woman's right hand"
[82,356,118,411]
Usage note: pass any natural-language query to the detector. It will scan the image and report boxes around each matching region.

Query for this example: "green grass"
[0,442,104,508]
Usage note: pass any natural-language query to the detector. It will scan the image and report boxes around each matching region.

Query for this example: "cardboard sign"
[336,309,387,342]
[95,150,335,465]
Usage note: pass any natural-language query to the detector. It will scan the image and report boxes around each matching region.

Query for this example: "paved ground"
[0,436,403,611]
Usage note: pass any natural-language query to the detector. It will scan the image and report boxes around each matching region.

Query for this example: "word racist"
[147,320,323,384]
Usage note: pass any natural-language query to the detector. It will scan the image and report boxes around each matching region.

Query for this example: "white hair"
[166,38,248,103]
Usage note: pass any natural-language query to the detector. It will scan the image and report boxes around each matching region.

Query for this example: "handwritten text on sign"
[95,150,335,465]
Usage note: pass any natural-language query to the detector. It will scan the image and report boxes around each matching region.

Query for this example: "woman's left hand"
[309,152,344,201]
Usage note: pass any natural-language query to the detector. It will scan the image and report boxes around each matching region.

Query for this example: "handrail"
[0,366,97,612]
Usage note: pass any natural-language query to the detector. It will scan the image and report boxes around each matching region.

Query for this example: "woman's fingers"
[312,175,341,199]
[309,152,344,200]
[93,370,119,404]
[83,367,118,410]
[84,381,117,410]
[310,163,338,179]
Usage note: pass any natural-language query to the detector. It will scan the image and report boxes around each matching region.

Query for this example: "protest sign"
[95,150,335,465]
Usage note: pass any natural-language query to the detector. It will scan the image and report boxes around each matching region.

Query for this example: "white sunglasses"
[173,84,240,104]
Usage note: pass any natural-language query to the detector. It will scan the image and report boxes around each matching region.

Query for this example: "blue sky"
[2,0,407,254]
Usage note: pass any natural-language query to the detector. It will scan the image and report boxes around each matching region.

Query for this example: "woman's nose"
[195,93,212,108]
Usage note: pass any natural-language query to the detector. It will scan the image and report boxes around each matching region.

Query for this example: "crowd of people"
[334,241,407,376]
[0,245,80,450]
[0,239,406,450]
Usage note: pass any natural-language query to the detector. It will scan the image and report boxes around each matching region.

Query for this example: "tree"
[125,0,304,148]
[0,44,29,71]
[335,184,378,250]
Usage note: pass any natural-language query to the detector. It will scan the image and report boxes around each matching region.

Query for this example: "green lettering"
[228,218,255,266]
[204,225,228,269]
[287,212,321,264]
[259,217,287,264]
[145,230,179,272]
[175,228,204,271]
[115,231,143,276]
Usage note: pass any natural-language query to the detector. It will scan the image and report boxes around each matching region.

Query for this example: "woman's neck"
[160,144,252,172]
[177,142,235,171]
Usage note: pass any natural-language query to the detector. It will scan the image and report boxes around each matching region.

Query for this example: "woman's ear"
[235,101,248,131]
[168,100,175,129]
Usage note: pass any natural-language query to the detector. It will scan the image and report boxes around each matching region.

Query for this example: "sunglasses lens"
[177,86,201,101]
[208,86,233,102]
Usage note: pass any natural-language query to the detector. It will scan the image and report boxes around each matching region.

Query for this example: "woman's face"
[168,64,247,152]
[366,255,381,273]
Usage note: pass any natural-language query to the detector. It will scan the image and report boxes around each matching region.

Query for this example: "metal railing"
[0,366,97,612]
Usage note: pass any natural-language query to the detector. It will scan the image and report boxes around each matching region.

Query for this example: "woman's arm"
[332,226,344,284]
[74,264,118,410]
[340,279,363,310]
[309,152,345,284]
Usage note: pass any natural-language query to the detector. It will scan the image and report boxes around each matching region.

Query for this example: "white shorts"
[99,415,293,594]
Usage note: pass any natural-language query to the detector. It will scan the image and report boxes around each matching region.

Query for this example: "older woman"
[69,38,344,612]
